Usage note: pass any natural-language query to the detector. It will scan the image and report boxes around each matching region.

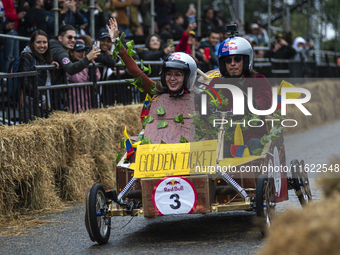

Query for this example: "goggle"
[165,72,184,78]
[66,35,77,40]
[225,55,243,64]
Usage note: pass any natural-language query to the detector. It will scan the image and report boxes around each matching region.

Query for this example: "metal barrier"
[0,61,162,126]
[1,50,340,126]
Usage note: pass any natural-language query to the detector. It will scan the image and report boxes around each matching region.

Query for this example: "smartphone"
[167,38,174,46]
[188,15,196,24]
[93,40,100,49]
[204,47,210,61]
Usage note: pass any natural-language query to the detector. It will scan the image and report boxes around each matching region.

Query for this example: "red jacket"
[2,0,19,30]
[209,74,272,143]
[175,31,192,55]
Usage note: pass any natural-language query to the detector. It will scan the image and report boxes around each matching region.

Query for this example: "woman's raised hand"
[107,18,119,39]
[164,44,175,55]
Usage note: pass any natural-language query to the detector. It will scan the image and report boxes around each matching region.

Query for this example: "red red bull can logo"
[224,41,236,46]
[168,53,181,60]
[222,46,238,52]
[164,179,183,192]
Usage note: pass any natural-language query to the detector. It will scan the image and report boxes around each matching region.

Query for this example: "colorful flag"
[230,124,250,157]
[124,127,136,159]
[140,94,151,121]
[276,80,301,111]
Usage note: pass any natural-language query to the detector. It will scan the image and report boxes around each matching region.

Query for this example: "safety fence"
[1,49,340,126]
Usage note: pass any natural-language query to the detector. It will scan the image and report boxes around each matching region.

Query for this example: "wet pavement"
[0,122,335,255]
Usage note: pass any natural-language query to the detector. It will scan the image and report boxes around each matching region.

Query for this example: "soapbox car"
[84,91,312,245]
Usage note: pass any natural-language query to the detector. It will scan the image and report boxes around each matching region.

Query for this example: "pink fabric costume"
[67,67,101,113]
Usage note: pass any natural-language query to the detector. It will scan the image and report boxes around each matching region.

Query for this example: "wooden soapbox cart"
[84,92,312,245]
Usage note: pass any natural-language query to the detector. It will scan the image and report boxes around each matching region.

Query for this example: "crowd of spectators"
[0,0,315,87]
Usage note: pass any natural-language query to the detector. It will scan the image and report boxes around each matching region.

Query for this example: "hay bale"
[285,79,340,135]
[0,104,143,216]
[259,158,340,255]
[259,194,340,255]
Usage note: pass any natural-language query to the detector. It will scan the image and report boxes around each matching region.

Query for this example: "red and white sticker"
[152,176,197,215]
[62,57,70,64]
[267,146,281,197]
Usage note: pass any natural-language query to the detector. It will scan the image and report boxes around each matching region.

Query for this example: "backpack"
[8,52,36,101]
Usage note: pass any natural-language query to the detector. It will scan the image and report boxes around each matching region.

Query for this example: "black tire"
[88,183,111,244]
[256,174,275,236]
[290,159,312,207]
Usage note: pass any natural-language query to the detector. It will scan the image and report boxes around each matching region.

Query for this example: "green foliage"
[161,140,167,144]
[115,151,122,164]
[143,115,153,125]
[157,120,168,129]
[174,114,184,124]
[150,83,157,95]
[120,138,125,149]
[208,90,228,109]
[156,106,166,116]
[252,148,263,156]
[141,136,152,144]
[180,136,188,143]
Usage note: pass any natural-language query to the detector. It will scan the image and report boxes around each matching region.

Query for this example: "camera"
[226,24,238,36]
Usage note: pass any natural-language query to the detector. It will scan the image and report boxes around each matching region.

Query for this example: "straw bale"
[0,104,142,217]
[285,79,340,134]
[56,154,96,201]
[259,194,340,255]
[259,161,340,255]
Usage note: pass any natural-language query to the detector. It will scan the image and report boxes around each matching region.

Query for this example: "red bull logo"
[224,41,236,46]
[164,179,183,192]
[166,179,181,186]
[222,46,238,52]
[168,53,181,60]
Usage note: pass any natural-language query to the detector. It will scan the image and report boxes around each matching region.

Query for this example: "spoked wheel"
[85,188,95,242]
[290,159,312,207]
[88,183,111,244]
[256,174,275,236]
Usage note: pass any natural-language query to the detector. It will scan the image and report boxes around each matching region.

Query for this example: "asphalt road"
[1,121,335,255]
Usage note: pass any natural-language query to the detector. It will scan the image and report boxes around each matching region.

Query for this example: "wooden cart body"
[112,93,288,217]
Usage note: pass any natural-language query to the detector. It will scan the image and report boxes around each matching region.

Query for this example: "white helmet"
[217,36,253,77]
[161,52,197,95]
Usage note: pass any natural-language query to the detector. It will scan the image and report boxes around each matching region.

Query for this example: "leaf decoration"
[260,135,270,145]
[157,120,168,129]
[150,83,157,94]
[115,151,122,164]
[141,136,152,144]
[156,106,165,116]
[161,140,167,144]
[174,114,184,124]
[252,148,263,156]
[180,136,188,143]
[120,138,125,149]
[143,115,154,125]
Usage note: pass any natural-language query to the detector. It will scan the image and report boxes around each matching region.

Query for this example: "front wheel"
[88,183,111,244]
[256,174,275,236]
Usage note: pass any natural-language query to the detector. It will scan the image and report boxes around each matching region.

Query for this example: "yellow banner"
[133,140,217,178]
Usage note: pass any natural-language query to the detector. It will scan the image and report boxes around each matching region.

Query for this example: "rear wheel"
[88,183,111,244]
[256,174,275,236]
[290,159,312,207]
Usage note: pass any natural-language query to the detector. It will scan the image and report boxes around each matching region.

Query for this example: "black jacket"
[23,8,48,36]
[50,38,91,84]
[18,46,47,97]
[198,40,218,73]
[139,49,165,77]
[96,52,116,80]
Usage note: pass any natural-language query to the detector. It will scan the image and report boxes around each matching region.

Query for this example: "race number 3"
[152,177,197,215]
